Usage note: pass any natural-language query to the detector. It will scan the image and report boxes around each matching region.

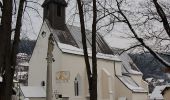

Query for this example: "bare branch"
[116,0,170,67]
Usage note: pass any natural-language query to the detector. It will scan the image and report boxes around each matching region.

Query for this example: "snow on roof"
[150,85,166,100]
[158,79,164,83]
[161,85,170,94]
[119,53,142,75]
[118,75,147,92]
[57,42,120,61]
[18,62,29,66]
[21,86,46,98]
[18,72,27,76]
[145,78,153,82]
[17,53,28,57]
[49,22,113,54]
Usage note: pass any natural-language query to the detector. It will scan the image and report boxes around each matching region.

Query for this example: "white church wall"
[50,51,120,100]
[28,22,62,86]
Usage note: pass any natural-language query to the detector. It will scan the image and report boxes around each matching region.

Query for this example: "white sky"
[22,0,137,49]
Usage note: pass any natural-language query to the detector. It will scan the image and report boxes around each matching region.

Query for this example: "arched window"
[74,74,82,96]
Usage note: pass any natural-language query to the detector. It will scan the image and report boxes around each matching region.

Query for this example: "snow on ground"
[20,86,46,98]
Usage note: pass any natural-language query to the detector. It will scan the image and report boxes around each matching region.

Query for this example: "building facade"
[28,0,148,100]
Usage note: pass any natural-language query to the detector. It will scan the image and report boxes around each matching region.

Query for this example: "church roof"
[119,53,142,75]
[42,0,67,7]
[46,21,114,55]
[117,75,147,93]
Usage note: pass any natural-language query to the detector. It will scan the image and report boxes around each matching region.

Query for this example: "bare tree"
[0,0,41,99]
[77,0,97,100]
[100,0,170,69]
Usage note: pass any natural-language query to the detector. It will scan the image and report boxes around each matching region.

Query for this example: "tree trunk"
[11,0,25,82]
[0,0,25,99]
[76,0,91,87]
[77,0,98,100]
[91,0,97,99]
[1,0,13,99]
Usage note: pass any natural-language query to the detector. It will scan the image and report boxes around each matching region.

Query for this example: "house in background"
[161,85,170,100]
[15,53,30,85]
[28,0,148,100]
[149,85,170,100]
[149,85,165,100]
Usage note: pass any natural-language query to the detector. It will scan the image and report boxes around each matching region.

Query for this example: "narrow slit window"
[57,5,61,16]
[74,78,79,96]
[74,74,82,96]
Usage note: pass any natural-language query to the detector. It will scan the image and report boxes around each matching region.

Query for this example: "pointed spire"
[42,0,67,7]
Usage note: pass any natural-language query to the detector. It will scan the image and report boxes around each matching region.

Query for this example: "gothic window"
[74,78,79,96]
[57,5,61,17]
[74,73,82,96]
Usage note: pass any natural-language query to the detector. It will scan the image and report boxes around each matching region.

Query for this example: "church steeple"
[42,0,67,31]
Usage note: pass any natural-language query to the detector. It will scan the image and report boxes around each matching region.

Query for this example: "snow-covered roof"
[119,53,142,75]
[17,53,28,57]
[47,21,113,55]
[158,79,164,83]
[145,78,153,83]
[161,85,170,94]
[18,62,29,66]
[150,85,166,100]
[17,72,27,76]
[21,86,46,98]
[117,75,147,92]
[57,42,120,61]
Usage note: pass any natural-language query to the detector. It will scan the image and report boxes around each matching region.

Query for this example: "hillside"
[18,40,36,55]
[130,53,170,81]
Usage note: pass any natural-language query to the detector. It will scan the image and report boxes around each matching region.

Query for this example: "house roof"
[18,62,29,66]
[46,21,114,55]
[150,85,166,100]
[21,86,46,98]
[161,85,170,95]
[117,75,147,93]
[42,0,67,7]
[145,78,153,83]
[119,53,142,75]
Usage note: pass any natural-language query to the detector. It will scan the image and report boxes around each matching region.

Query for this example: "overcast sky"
[22,0,137,49]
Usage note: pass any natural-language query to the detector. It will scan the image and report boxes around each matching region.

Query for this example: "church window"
[74,78,79,96]
[57,5,61,16]
[74,74,82,96]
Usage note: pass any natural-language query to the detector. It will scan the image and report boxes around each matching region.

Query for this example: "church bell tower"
[42,0,67,31]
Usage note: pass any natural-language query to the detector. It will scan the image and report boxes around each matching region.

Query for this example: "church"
[26,0,149,100]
